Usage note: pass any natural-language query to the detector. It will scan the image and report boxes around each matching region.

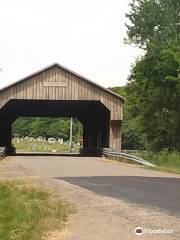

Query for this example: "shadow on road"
[54,176,180,216]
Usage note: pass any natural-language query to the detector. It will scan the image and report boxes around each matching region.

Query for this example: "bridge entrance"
[0,63,123,155]
[0,99,110,154]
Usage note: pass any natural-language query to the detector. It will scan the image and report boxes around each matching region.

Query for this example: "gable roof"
[0,63,124,101]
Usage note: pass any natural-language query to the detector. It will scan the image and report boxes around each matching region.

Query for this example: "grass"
[106,150,180,174]
[136,150,180,174]
[12,140,80,153]
[0,179,73,240]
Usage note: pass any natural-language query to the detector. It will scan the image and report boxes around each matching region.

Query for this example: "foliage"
[125,0,180,49]
[12,117,83,142]
[0,180,72,240]
[137,150,180,173]
[110,86,144,149]
[125,0,180,152]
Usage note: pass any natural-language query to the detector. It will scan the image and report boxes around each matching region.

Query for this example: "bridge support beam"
[0,120,15,155]
[81,116,109,155]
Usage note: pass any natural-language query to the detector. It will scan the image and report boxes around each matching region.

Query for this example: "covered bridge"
[0,63,124,154]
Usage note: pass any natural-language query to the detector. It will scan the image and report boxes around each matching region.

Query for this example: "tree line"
[12,117,83,143]
[115,0,180,152]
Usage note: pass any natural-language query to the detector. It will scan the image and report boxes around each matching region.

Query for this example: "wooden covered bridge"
[0,63,124,154]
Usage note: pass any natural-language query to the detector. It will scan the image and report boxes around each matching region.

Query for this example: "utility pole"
[69,117,73,152]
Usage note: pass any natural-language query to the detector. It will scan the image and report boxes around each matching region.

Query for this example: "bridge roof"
[0,63,124,101]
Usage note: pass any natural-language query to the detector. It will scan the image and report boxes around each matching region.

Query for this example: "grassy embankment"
[12,140,80,153]
[0,180,73,240]
[106,150,180,174]
[136,150,180,174]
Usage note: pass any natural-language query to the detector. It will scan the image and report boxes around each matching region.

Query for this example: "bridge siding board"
[70,72,72,100]
[61,69,64,100]
[55,68,58,100]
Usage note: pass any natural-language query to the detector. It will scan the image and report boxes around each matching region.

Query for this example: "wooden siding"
[109,120,122,151]
[0,65,123,120]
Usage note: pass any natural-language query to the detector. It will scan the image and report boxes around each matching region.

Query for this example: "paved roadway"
[15,155,180,216]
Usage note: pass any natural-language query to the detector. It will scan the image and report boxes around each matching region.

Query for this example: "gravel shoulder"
[0,156,180,240]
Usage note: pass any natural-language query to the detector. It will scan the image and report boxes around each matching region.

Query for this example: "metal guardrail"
[102,148,156,167]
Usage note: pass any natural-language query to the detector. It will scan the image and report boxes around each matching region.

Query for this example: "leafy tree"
[47,119,70,140]
[125,0,180,49]
[110,87,144,149]
[12,117,32,136]
[29,118,51,137]
[125,0,180,152]
[72,118,83,142]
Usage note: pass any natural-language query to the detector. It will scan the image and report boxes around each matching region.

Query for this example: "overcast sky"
[0,0,142,89]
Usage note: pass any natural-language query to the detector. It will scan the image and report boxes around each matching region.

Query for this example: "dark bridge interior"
[0,100,110,154]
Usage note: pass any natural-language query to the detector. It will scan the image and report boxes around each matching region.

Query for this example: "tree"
[12,118,32,136]
[47,119,70,140]
[125,0,180,50]
[125,0,180,152]
[110,87,145,149]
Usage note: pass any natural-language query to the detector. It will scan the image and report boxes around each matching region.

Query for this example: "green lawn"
[0,180,72,240]
[12,140,80,153]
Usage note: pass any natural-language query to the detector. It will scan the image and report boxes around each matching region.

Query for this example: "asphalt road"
[15,155,180,217]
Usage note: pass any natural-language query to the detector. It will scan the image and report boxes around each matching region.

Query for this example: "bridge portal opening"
[0,99,110,155]
[12,117,83,154]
